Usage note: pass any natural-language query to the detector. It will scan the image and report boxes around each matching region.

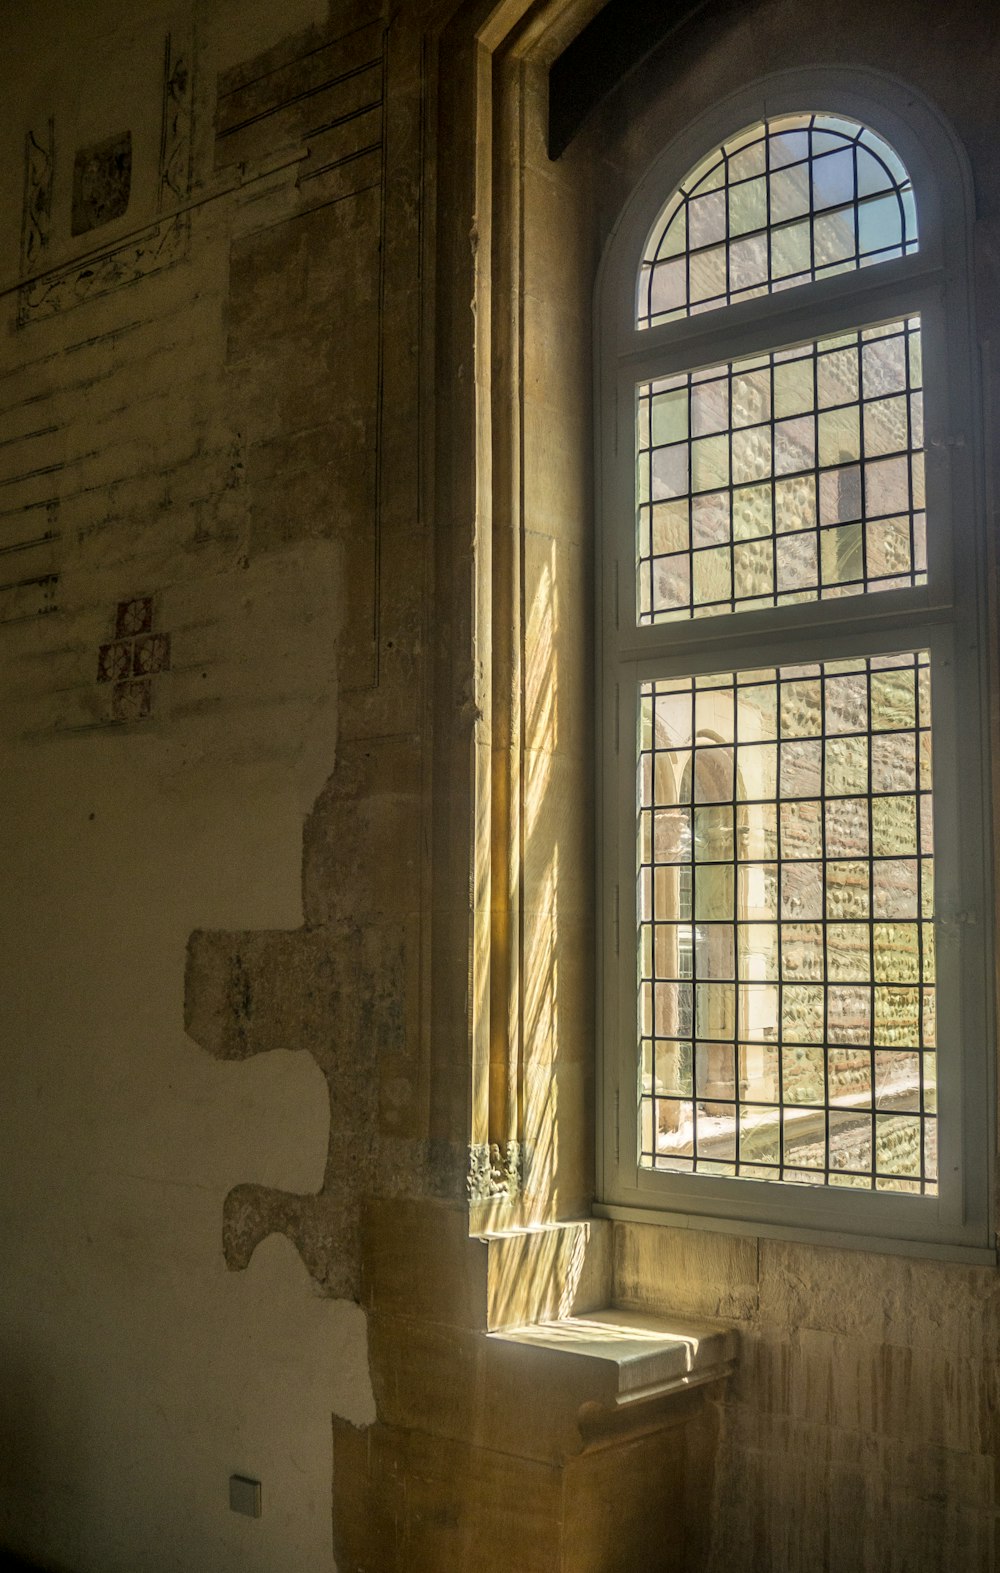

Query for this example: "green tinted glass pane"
[637,658,935,1190]
[636,319,925,625]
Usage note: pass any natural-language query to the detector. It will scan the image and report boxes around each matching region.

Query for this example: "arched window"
[597,77,993,1255]
[638,113,918,328]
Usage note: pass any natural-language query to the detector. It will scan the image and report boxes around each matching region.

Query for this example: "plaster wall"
[0,1,399,1568]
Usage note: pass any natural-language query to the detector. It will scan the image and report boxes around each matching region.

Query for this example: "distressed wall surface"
[614,1223,1000,1570]
[0,0,408,1567]
[0,0,998,1569]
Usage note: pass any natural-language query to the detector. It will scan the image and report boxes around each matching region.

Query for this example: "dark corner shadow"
[0,1335,79,1573]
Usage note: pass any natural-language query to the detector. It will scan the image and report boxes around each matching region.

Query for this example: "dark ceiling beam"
[547,0,716,159]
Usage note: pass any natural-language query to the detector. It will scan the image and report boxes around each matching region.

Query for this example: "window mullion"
[618,269,942,384]
[613,597,953,678]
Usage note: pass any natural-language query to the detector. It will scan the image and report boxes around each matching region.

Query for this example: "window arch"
[596,72,993,1256]
[638,112,918,328]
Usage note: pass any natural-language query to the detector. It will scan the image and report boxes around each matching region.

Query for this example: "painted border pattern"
[159,32,194,208]
[20,120,55,277]
[17,34,194,327]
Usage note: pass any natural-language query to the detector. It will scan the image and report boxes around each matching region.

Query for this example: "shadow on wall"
[0,1338,81,1573]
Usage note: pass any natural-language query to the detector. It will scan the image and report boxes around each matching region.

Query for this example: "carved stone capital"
[466,1140,522,1203]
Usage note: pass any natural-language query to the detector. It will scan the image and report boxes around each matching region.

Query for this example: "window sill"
[490,1305,737,1411]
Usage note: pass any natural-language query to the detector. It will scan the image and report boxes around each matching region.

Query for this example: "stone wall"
[615,1222,1000,1569]
[0,0,997,1569]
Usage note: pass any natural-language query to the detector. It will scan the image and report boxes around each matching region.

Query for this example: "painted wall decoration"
[17,31,194,327]
[97,596,171,723]
[20,216,190,322]
[159,34,194,208]
[71,131,133,235]
[20,119,55,275]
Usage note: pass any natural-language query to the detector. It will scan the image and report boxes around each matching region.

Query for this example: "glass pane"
[638,114,917,328]
[635,319,925,624]
[636,652,937,1191]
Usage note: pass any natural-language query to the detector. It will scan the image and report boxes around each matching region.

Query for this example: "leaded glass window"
[636,319,925,622]
[638,114,917,329]
[637,652,936,1191]
[599,86,990,1252]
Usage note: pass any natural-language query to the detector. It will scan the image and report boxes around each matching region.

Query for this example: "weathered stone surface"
[3,0,1000,1570]
[616,1223,1000,1573]
[362,1197,488,1327]
[561,1426,689,1573]
[758,1237,1000,1358]
[486,1218,611,1328]
[184,920,414,1294]
[614,1222,760,1322]
[332,1419,564,1573]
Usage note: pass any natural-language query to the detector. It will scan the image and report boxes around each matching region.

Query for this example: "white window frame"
[594,68,995,1260]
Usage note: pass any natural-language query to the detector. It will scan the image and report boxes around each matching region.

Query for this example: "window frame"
[594,68,995,1260]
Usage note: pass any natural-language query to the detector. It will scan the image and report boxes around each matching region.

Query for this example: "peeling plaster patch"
[185,921,404,1298]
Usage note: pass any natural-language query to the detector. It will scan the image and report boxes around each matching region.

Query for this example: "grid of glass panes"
[636,318,924,623]
[637,651,936,1192]
[637,114,917,329]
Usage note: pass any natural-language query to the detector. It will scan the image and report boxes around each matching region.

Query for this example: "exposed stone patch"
[185,919,401,1296]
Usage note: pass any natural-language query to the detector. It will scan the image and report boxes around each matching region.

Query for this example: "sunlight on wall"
[522,541,560,1214]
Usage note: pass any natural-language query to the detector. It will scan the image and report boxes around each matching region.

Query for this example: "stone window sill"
[491,1306,736,1407]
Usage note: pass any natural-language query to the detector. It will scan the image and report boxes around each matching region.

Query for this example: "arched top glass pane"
[637,114,918,330]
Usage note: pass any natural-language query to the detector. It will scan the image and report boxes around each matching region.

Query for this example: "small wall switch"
[229,1474,262,1518]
